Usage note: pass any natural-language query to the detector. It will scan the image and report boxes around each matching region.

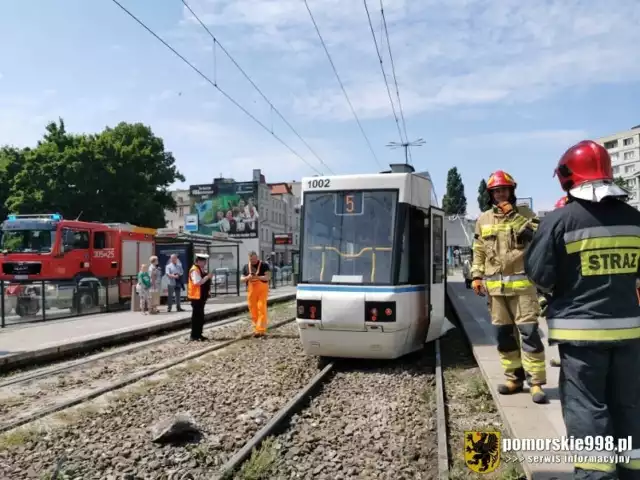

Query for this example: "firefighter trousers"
[247,280,269,334]
[488,293,546,385]
[559,341,640,480]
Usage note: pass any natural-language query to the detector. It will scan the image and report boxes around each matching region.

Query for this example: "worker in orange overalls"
[240,251,271,337]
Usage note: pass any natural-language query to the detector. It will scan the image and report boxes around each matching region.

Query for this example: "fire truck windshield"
[1,229,56,253]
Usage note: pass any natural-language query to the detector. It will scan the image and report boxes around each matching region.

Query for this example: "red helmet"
[487,170,517,190]
[555,140,612,192]
[554,196,568,209]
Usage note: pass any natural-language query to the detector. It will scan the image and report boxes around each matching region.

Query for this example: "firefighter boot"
[497,367,525,395]
[530,385,547,404]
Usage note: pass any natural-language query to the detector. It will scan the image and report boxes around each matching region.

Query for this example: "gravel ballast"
[0,308,316,479]
[258,350,437,480]
[0,303,294,428]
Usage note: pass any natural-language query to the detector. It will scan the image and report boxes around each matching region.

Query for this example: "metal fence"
[1,270,295,328]
[0,276,138,328]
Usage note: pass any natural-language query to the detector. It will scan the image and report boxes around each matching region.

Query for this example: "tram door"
[429,207,446,326]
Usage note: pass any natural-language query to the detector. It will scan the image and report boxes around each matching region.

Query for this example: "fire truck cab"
[0,213,155,317]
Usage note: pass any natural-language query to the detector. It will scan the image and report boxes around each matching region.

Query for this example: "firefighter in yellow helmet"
[471,170,548,404]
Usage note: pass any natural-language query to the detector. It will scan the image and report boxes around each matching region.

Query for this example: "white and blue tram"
[295,164,452,360]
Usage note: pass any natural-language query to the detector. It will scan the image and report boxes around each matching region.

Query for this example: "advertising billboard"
[189,182,259,239]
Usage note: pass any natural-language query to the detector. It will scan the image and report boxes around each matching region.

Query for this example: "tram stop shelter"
[152,229,242,302]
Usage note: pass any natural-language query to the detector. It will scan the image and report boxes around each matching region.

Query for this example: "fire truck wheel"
[15,297,40,317]
[76,291,96,312]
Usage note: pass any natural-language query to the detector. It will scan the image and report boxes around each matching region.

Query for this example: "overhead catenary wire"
[181,0,334,175]
[363,0,405,146]
[109,0,324,176]
[379,0,412,163]
[303,0,383,169]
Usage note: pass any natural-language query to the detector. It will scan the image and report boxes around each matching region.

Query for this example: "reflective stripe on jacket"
[187,265,202,300]
[471,204,539,296]
[524,198,640,344]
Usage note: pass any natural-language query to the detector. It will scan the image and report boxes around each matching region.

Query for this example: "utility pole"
[386,138,425,164]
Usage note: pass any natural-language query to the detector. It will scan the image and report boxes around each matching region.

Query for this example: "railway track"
[0,301,526,479]
[0,302,296,434]
[215,343,446,480]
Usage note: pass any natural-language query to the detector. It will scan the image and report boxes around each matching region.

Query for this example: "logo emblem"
[464,431,501,473]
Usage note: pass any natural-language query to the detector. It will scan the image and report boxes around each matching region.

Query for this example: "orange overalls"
[247,261,269,335]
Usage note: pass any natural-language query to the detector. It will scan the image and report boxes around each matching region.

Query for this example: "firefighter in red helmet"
[525,140,640,479]
[471,170,547,404]
[554,195,569,209]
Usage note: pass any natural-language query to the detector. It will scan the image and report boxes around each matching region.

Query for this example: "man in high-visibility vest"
[187,253,213,341]
[240,251,271,337]
[525,140,640,478]
[471,170,547,404]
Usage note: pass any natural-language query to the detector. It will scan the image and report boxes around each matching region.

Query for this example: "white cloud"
[453,129,589,148]
[177,0,640,121]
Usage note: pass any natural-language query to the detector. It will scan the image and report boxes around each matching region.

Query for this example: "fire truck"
[0,214,155,317]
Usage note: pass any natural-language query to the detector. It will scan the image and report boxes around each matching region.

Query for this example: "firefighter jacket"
[524,198,640,345]
[471,204,539,296]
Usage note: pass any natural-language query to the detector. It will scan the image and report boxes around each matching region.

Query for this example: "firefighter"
[187,253,213,341]
[525,140,640,479]
[541,195,570,368]
[471,170,547,404]
[240,251,271,337]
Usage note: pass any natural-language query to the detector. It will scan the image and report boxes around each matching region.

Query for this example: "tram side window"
[397,208,410,284]
[408,207,427,284]
[432,214,444,284]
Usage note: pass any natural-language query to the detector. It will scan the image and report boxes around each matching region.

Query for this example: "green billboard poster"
[189,182,260,239]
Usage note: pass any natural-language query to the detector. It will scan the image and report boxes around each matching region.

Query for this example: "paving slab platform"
[0,287,296,372]
[446,274,573,480]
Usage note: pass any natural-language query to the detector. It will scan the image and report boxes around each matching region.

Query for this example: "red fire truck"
[0,214,156,317]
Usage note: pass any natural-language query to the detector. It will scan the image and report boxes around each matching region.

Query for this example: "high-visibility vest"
[187,265,202,300]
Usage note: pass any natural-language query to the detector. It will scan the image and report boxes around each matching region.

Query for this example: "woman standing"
[148,256,161,314]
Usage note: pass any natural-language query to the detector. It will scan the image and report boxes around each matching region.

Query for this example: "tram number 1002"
[307,178,331,188]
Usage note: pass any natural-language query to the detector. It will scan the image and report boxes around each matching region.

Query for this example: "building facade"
[164,189,191,231]
[596,125,640,209]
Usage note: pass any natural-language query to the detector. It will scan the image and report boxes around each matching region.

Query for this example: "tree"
[5,119,185,227]
[442,167,467,215]
[0,146,27,221]
[477,179,491,212]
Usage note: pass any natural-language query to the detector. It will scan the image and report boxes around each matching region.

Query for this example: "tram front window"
[301,190,397,284]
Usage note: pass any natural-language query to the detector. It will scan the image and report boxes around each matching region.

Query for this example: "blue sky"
[1,0,640,215]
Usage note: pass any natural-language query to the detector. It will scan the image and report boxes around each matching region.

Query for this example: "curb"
[445,286,534,480]
[0,293,296,373]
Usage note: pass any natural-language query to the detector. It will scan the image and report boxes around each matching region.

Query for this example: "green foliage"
[2,118,185,227]
[477,179,491,212]
[442,167,467,215]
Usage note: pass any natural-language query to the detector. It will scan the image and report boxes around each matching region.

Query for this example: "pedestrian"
[240,251,271,337]
[148,256,161,314]
[525,140,640,478]
[165,254,184,313]
[136,263,151,314]
[187,253,213,341]
[470,170,547,404]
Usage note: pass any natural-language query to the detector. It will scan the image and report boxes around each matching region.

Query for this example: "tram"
[295,164,452,360]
